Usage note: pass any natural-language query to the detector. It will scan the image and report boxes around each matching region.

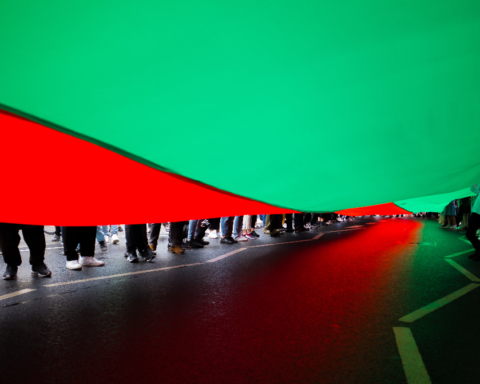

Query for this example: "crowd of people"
[1,182,479,280]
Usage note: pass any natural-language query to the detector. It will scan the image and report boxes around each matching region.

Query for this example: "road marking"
[399,283,479,323]
[206,249,247,263]
[459,236,472,245]
[20,246,63,252]
[445,260,480,283]
[393,327,431,384]
[0,289,36,302]
[44,263,203,287]
[443,249,475,258]
[313,233,324,240]
[347,225,364,228]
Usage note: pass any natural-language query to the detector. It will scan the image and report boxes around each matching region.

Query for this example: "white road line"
[20,246,63,252]
[0,289,36,302]
[445,260,480,283]
[44,263,203,287]
[206,249,247,263]
[443,249,475,259]
[393,327,431,384]
[459,236,472,245]
[399,283,479,323]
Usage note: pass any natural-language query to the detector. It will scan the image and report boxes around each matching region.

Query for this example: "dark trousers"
[55,226,61,236]
[321,213,333,223]
[0,223,46,266]
[303,213,318,225]
[208,218,220,231]
[250,215,257,228]
[294,213,304,229]
[126,224,148,253]
[466,213,480,253]
[169,221,188,246]
[148,223,164,246]
[269,214,283,233]
[63,226,96,261]
[286,214,294,230]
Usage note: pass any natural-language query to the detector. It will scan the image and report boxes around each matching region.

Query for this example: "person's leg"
[260,215,266,226]
[285,214,294,231]
[125,225,137,253]
[209,218,220,231]
[250,215,257,229]
[78,226,104,266]
[21,225,46,266]
[135,224,155,261]
[270,214,283,236]
[96,226,105,242]
[233,216,244,238]
[168,221,186,254]
[226,216,234,238]
[294,213,303,229]
[310,213,319,225]
[188,220,198,241]
[303,213,311,226]
[148,223,162,248]
[0,223,22,267]
[110,225,118,236]
[63,227,81,261]
[466,213,480,255]
[264,215,271,232]
[220,217,229,237]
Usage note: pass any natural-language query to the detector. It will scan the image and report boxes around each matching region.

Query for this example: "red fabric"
[336,203,412,216]
[0,110,292,225]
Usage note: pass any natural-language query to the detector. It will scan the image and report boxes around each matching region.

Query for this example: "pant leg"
[169,221,186,246]
[311,213,319,225]
[96,226,105,242]
[79,226,97,257]
[63,226,81,261]
[221,217,229,237]
[125,225,137,253]
[194,220,203,238]
[285,214,293,231]
[294,213,303,229]
[0,223,22,266]
[138,224,149,251]
[21,225,46,266]
[270,214,283,232]
[188,220,198,241]
[251,215,257,228]
[233,216,244,238]
[208,218,220,231]
[243,215,252,232]
[264,215,271,231]
[110,225,118,236]
[55,226,61,236]
[466,213,480,253]
[149,223,162,246]
[304,213,311,226]
[196,220,210,240]
[225,216,234,237]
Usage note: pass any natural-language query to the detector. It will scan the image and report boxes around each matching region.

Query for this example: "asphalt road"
[0,217,478,384]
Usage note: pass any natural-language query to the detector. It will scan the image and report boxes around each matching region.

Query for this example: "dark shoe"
[295,226,309,233]
[228,236,238,243]
[250,230,260,238]
[180,241,192,250]
[3,265,17,280]
[125,251,139,263]
[195,238,210,246]
[285,229,295,233]
[52,234,61,242]
[187,240,203,249]
[118,226,124,232]
[220,237,235,244]
[149,244,157,251]
[139,248,156,262]
[270,229,282,237]
[168,245,185,254]
[31,263,52,278]
[98,240,108,252]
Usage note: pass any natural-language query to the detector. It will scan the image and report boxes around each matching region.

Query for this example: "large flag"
[1,0,479,225]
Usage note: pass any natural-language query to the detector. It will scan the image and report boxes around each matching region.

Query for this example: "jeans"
[233,216,244,238]
[110,225,118,236]
[0,223,46,266]
[188,220,201,241]
[96,225,109,242]
[221,216,234,237]
[63,226,96,261]
[467,213,480,253]
[125,224,149,253]
[149,223,163,246]
[259,214,267,226]
[169,221,188,246]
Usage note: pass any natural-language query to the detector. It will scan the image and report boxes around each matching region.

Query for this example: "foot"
[3,265,18,280]
[270,229,282,237]
[263,229,270,234]
[245,232,258,239]
[195,238,210,246]
[186,240,203,249]
[295,226,309,233]
[66,260,82,270]
[168,244,185,254]
[79,256,105,267]
[98,240,108,252]
[125,251,139,263]
[139,248,156,262]
[208,230,218,239]
[111,234,120,244]
[220,237,235,244]
[52,234,61,242]
[31,263,52,278]
[234,235,248,242]
[250,230,260,238]
[149,244,157,251]
[104,235,110,244]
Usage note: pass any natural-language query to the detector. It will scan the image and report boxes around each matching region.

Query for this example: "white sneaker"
[104,235,110,244]
[79,256,105,267]
[234,235,248,242]
[66,260,82,270]
[208,230,218,239]
[111,234,120,244]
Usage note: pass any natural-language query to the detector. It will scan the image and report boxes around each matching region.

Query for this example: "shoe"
[186,240,203,249]
[104,235,110,244]
[79,256,105,267]
[264,229,270,234]
[168,245,185,254]
[125,251,139,263]
[66,260,82,270]
[196,238,210,245]
[229,236,238,243]
[245,232,258,239]
[98,240,108,252]
[3,265,17,280]
[285,229,294,233]
[118,226,123,232]
[139,248,156,262]
[149,244,157,251]
[180,241,192,250]
[111,234,120,244]
[295,226,309,233]
[52,234,61,242]
[310,223,320,228]
[31,263,52,277]
[235,235,248,242]
[270,229,282,237]
[220,237,235,244]
[250,230,260,238]
[208,230,218,239]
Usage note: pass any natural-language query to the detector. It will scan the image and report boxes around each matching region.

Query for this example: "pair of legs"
[63,226,104,270]
[168,221,188,254]
[0,223,51,279]
[125,224,155,262]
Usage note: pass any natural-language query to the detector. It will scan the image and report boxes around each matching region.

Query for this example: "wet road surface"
[0,217,479,383]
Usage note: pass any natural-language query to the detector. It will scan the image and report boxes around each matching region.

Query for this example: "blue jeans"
[221,216,234,237]
[259,214,267,226]
[96,225,108,242]
[188,220,201,241]
[110,225,118,236]
[233,216,244,238]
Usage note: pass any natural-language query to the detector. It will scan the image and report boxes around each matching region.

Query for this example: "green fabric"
[1,1,480,212]
[394,188,476,213]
